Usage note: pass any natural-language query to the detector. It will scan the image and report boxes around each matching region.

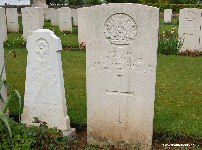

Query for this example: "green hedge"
[147,4,202,13]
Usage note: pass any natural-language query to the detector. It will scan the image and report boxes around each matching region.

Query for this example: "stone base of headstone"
[87,138,149,150]
[62,128,76,137]
[32,4,48,8]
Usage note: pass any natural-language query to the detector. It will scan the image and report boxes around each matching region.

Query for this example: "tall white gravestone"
[78,7,89,47]
[86,4,159,149]
[6,8,19,32]
[22,29,75,135]
[22,7,44,39]
[178,8,202,52]
[71,9,78,26]
[0,7,7,41]
[58,7,72,32]
[164,9,172,23]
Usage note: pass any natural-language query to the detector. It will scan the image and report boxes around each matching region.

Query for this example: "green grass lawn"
[4,16,202,139]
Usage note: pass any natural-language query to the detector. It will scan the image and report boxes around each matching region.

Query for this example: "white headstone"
[22,7,44,39]
[32,0,48,8]
[178,8,202,52]
[86,4,159,149]
[71,9,78,26]
[0,7,7,41]
[78,7,89,47]
[58,7,72,32]
[0,36,7,111]
[164,9,172,23]
[22,29,74,134]
[51,9,59,26]
[6,8,19,32]
[44,8,52,21]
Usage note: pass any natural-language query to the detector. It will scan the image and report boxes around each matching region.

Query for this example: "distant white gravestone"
[22,29,75,136]
[0,35,7,111]
[44,8,52,21]
[32,0,48,8]
[78,7,89,47]
[22,7,44,39]
[58,7,72,32]
[178,8,202,52]
[51,9,59,26]
[86,4,159,149]
[0,7,7,41]
[71,9,78,26]
[164,9,172,23]
[6,8,19,32]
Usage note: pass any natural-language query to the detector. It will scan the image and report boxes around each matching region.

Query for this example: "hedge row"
[147,4,202,13]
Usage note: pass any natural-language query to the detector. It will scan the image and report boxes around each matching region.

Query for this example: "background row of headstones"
[0,7,202,52]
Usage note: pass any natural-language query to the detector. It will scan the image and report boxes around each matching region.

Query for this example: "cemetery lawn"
[4,18,202,142]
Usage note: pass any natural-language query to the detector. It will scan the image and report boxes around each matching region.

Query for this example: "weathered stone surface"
[22,29,73,133]
[58,7,72,32]
[178,8,202,52]
[71,9,78,26]
[51,9,59,26]
[0,7,7,41]
[6,8,19,32]
[86,4,159,149]
[22,7,44,39]
[32,0,48,8]
[0,34,7,111]
[78,7,89,47]
[164,9,172,23]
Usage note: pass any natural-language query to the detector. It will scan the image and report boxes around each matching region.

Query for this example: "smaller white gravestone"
[6,8,19,32]
[0,7,7,41]
[164,9,172,23]
[58,7,72,32]
[0,37,7,111]
[22,7,44,39]
[178,8,202,52]
[21,29,75,136]
[71,9,78,26]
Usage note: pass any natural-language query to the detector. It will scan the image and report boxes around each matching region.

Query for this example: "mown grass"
[4,16,202,139]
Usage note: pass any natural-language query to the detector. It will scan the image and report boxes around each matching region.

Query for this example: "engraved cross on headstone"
[106,74,134,124]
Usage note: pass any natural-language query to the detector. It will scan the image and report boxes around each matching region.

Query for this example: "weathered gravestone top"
[86,4,159,149]
[164,9,172,23]
[22,29,75,135]
[178,8,202,52]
